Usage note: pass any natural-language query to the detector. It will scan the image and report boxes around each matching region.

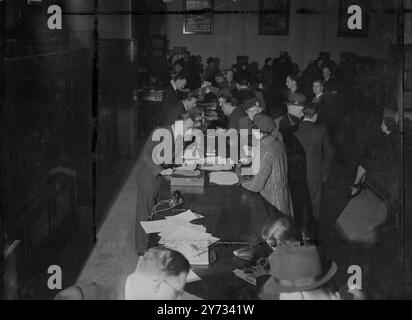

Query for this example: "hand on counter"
[160,168,173,176]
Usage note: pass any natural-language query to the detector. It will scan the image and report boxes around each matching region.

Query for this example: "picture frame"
[258,0,290,36]
[337,0,369,38]
[183,0,213,35]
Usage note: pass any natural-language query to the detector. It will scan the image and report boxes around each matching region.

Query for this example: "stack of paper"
[198,156,235,165]
[200,163,234,171]
[140,210,219,265]
[209,172,239,185]
[233,269,257,286]
[174,163,197,172]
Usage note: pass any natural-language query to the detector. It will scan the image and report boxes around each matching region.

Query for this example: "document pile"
[233,269,256,286]
[140,210,219,265]
[209,171,239,186]
[198,156,235,172]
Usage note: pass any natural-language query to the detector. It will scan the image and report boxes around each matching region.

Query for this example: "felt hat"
[303,104,320,116]
[286,93,306,108]
[242,97,260,111]
[262,244,338,293]
[253,113,276,133]
[218,89,238,104]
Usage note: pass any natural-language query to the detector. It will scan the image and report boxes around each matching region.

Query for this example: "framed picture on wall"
[258,0,290,36]
[337,0,369,37]
[183,0,213,34]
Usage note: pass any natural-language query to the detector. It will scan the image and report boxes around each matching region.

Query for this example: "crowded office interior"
[1,0,411,300]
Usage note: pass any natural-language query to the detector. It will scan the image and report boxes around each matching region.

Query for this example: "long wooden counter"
[155,173,276,300]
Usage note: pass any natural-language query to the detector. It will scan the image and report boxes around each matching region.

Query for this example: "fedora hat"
[262,244,338,293]
[242,97,260,111]
[286,93,306,108]
[253,113,276,133]
[303,104,320,116]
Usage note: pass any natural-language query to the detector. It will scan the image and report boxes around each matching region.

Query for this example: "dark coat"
[227,106,247,130]
[323,77,339,94]
[294,121,334,187]
[135,126,175,254]
[277,114,311,230]
[160,83,179,124]
[163,101,185,126]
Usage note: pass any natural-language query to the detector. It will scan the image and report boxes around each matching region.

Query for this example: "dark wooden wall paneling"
[3,36,133,297]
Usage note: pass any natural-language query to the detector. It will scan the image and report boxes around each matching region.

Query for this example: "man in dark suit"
[275,93,310,234]
[160,73,187,124]
[163,93,197,126]
[55,247,190,300]
[294,105,334,225]
[233,75,266,110]
[134,114,195,255]
[218,91,246,130]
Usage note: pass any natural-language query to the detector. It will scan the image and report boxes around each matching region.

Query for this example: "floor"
[76,160,140,289]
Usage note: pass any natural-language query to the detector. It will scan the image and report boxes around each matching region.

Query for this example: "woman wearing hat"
[239,113,293,217]
[350,117,400,197]
[257,242,341,300]
[255,218,364,300]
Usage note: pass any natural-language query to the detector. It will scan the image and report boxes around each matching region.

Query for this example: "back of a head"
[173,73,187,82]
[303,104,319,121]
[138,247,190,279]
[261,216,297,245]
[236,75,250,87]
[181,91,195,102]
[288,73,300,83]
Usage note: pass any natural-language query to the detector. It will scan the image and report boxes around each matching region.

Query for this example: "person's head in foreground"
[261,216,298,249]
[262,243,341,300]
[124,247,190,300]
[252,113,276,138]
[54,247,190,300]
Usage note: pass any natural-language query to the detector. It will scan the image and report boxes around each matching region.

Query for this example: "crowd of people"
[56,50,399,300]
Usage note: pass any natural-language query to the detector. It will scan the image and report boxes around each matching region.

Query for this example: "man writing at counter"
[135,113,196,256]
[162,92,198,126]
[160,73,187,125]
[218,90,246,131]
[54,247,190,300]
